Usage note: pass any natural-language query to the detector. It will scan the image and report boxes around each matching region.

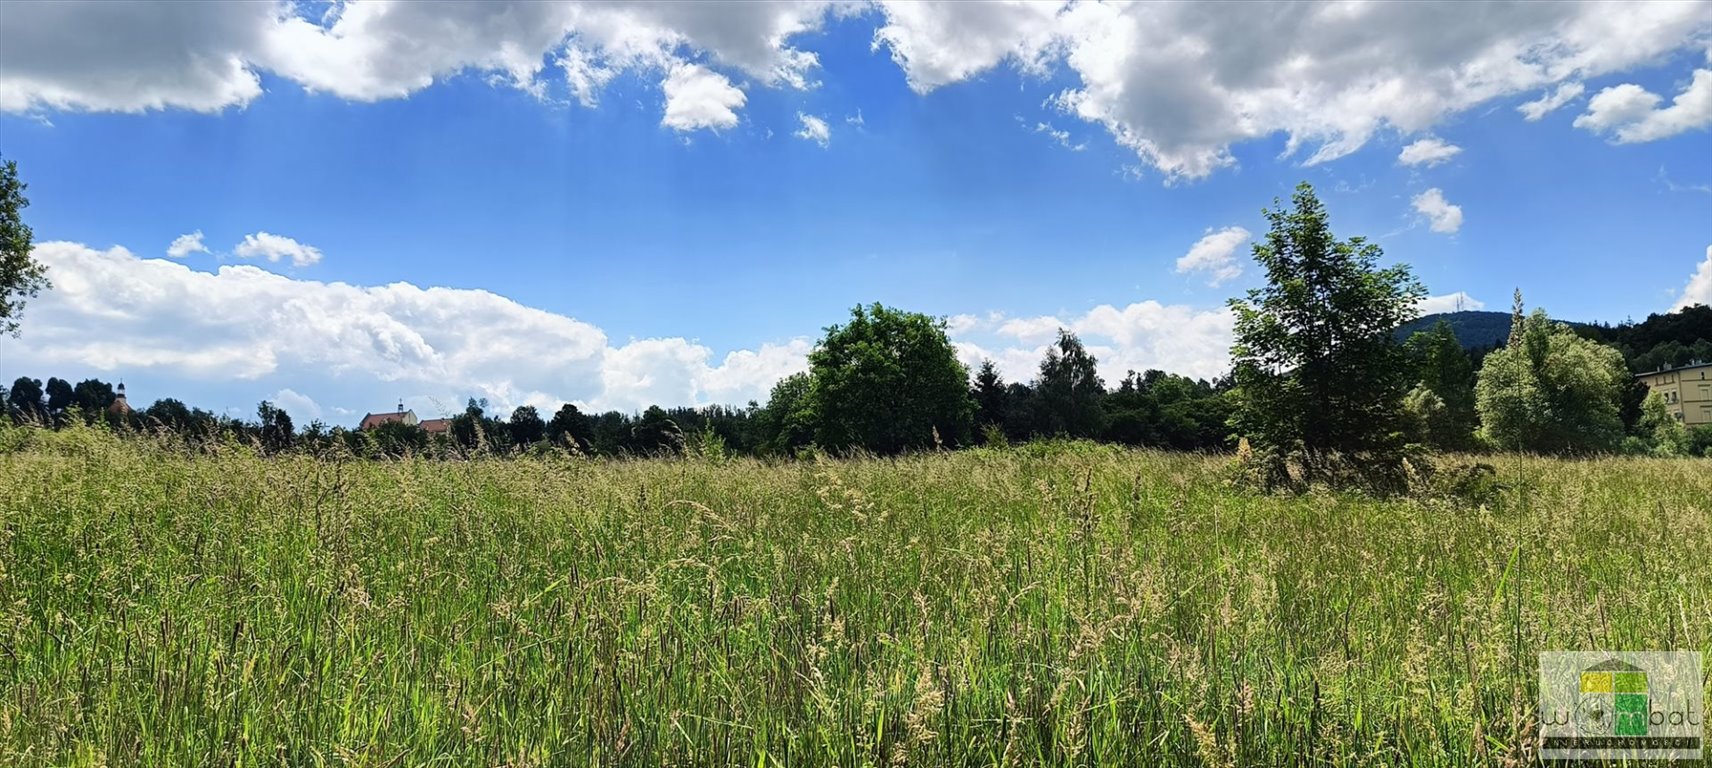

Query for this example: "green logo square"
[1615,693,1649,736]
[1613,672,1647,693]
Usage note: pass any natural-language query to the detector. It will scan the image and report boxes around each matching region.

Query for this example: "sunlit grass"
[2,424,1708,766]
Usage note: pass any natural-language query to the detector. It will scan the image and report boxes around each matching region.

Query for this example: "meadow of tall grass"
[1,423,1707,766]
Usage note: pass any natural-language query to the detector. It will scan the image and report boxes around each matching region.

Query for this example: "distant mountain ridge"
[1397,306,1712,374]
[1393,311,1578,350]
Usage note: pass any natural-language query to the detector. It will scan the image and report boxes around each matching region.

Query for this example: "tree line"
[2,323,1234,460]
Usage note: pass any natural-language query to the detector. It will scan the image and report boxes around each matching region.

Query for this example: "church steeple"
[108,381,131,415]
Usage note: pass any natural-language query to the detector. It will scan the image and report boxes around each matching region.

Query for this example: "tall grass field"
[3,425,1708,766]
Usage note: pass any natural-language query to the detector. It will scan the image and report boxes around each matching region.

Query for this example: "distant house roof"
[359,410,414,430]
[419,418,451,434]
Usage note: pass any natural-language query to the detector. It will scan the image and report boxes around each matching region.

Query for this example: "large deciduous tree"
[256,401,295,453]
[71,378,116,423]
[7,376,44,423]
[1034,329,1105,439]
[1,157,49,337]
[1228,182,1425,491]
[1476,293,1627,454]
[548,403,591,451]
[44,377,74,418]
[807,303,974,453]
[757,372,816,455]
[508,405,546,447]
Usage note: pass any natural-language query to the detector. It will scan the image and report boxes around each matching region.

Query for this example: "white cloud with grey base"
[0,0,845,133]
[4,1,1709,170]
[878,1,1712,179]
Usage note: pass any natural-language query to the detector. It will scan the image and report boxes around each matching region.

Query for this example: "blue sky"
[2,1,1710,424]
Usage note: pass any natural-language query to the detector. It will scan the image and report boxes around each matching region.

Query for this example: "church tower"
[108,381,131,416]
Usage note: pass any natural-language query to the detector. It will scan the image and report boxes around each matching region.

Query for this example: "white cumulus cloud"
[5,1,1710,173]
[1397,137,1463,167]
[872,0,1063,94]
[1175,227,1251,287]
[234,232,323,267]
[661,63,745,132]
[996,315,1067,343]
[794,112,830,146]
[1574,69,1712,143]
[270,387,323,421]
[166,230,209,258]
[958,301,1235,383]
[875,1,1712,180]
[0,242,809,417]
[1411,188,1464,234]
[1517,81,1586,120]
[0,1,846,132]
[1675,245,1712,311]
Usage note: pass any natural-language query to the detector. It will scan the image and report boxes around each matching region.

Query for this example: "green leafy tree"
[7,376,44,423]
[256,401,295,453]
[548,403,591,451]
[1476,294,1628,454]
[1404,320,1477,449]
[757,372,816,455]
[1228,182,1426,490]
[807,304,974,453]
[1633,391,1690,456]
[143,398,194,432]
[44,377,73,419]
[1,157,49,336]
[508,405,546,447]
[1035,329,1105,438]
[451,398,489,451]
[368,420,428,455]
[1000,382,1042,441]
[72,378,116,423]
[631,406,683,455]
[587,411,629,456]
